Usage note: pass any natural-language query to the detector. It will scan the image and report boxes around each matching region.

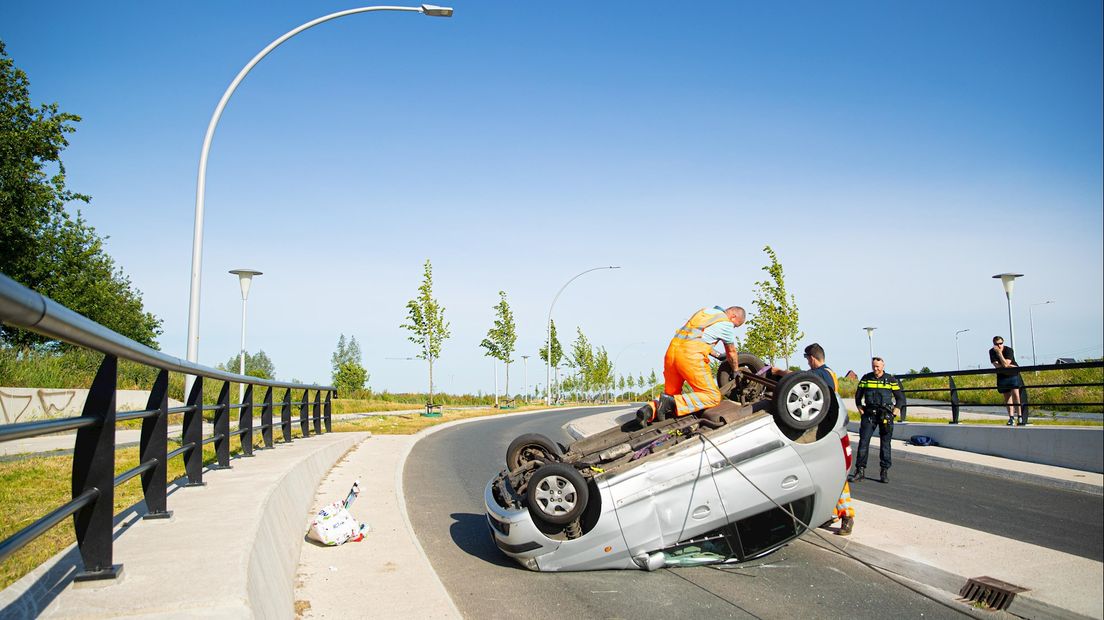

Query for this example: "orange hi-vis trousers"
[663,309,730,416]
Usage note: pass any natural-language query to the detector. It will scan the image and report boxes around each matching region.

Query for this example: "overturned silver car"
[485,354,852,571]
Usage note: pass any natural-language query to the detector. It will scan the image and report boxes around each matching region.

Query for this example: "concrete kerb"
[391,404,615,617]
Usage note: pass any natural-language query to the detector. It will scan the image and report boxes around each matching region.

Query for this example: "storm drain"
[958,576,1028,611]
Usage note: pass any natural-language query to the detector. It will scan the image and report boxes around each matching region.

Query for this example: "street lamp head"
[421,4,454,17]
[229,269,263,300]
[863,326,877,334]
[992,273,1024,295]
[956,328,970,336]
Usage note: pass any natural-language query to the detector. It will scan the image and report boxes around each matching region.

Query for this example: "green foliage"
[218,350,276,379]
[742,245,803,367]
[649,369,659,398]
[479,290,517,395]
[330,334,369,396]
[0,42,161,349]
[333,361,368,398]
[400,260,450,402]
[539,319,564,368]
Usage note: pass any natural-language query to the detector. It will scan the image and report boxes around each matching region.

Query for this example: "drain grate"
[958,576,1028,611]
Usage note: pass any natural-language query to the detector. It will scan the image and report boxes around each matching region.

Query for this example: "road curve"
[403,406,966,619]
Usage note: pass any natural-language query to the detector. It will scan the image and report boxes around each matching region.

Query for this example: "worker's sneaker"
[635,395,677,426]
[838,516,854,536]
[634,401,657,426]
[848,467,865,482]
[880,468,889,483]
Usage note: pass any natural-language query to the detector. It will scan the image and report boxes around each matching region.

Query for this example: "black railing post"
[1020,386,1030,426]
[240,384,255,457]
[325,391,332,433]
[140,369,172,520]
[212,381,231,469]
[71,354,121,581]
[183,376,205,486]
[313,390,322,435]
[281,388,292,442]
[261,386,274,449]
[949,376,960,424]
[300,390,310,437]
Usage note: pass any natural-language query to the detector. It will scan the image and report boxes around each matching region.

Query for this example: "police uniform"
[853,370,905,482]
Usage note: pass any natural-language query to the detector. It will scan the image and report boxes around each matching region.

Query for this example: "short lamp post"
[1029,301,1054,366]
[229,269,262,401]
[992,273,1024,351]
[863,326,877,360]
[954,328,970,370]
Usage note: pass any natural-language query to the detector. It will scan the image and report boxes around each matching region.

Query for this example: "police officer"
[851,356,905,483]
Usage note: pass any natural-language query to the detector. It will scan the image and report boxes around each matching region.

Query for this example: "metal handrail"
[0,273,333,392]
[0,272,336,581]
[863,361,1104,424]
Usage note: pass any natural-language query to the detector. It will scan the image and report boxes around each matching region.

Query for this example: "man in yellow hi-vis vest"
[636,306,746,425]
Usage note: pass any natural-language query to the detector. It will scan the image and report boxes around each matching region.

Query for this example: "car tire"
[506,433,564,471]
[772,371,831,430]
[527,463,589,526]
[716,353,767,402]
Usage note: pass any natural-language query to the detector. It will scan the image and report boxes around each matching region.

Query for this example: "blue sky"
[3,1,1101,393]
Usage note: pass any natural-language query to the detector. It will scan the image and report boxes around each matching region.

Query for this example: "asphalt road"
[848,449,1103,562]
[403,407,971,619]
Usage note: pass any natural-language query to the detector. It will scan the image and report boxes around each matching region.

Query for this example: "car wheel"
[772,371,830,430]
[506,433,564,471]
[527,463,589,526]
[716,353,768,403]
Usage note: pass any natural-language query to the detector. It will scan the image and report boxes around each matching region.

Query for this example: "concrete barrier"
[0,387,184,424]
[848,421,1104,473]
[0,432,365,619]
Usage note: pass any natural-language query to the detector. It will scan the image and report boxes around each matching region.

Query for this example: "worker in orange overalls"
[636,306,746,425]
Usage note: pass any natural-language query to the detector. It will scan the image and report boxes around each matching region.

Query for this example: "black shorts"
[996,373,1023,394]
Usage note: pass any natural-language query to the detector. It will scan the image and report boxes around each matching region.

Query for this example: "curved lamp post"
[545,267,620,405]
[229,269,262,400]
[185,5,453,391]
[1029,300,1054,365]
[992,273,1024,351]
[954,328,969,370]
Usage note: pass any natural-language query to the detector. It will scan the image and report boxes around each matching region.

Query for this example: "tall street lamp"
[954,328,970,370]
[992,273,1024,351]
[1029,300,1054,366]
[862,326,877,360]
[520,355,530,403]
[185,5,453,394]
[229,269,262,401]
[546,266,621,405]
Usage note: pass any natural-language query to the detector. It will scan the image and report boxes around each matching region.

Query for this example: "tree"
[479,291,517,404]
[648,369,659,398]
[568,328,594,395]
[539,320,564,400]
[0,42,161,348]
[742,245,803,367]
[330,334,368,396]
[219,350,276,379]
[400,259,450,404]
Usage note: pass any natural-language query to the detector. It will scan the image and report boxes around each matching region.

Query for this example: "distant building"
[844,370,858,380]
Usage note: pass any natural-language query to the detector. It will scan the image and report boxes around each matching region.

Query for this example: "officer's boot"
[880,468,889,484]
[848,467,865,482]
[838,516,854,536]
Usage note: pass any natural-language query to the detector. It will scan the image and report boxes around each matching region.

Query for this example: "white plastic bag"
[307,480,369,546]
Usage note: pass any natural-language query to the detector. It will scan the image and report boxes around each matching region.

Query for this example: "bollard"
[949,376,960,424]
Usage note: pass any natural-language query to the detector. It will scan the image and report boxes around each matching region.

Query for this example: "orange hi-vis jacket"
[664,308,733,416]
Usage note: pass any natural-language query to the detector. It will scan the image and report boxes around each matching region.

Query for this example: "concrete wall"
[848,421,1104,473]
[0,387,184,424]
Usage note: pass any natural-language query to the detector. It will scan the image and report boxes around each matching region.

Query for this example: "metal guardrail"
[0,273,336,582]
[891,361,1104,424]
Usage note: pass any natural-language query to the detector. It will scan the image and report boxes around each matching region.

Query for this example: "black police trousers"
[856,412,893,470]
